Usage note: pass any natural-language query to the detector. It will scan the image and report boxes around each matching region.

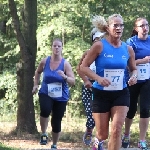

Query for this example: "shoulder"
[126,36,136,44]
[91,40,103,52]
[40,57,49,66]
[63,59,73,72]
[127,45,134,56]
[63,58,70,66]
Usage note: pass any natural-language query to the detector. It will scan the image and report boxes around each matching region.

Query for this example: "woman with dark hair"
[77,28,105,146]
[32,38,75,149]
[122,17,150,150]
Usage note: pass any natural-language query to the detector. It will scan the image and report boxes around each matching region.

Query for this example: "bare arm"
[80,41,111,87]
[127,46,137,86]
[136,57,150,65]
[76,50,89,83]
[32,58,46,94]
[64,60,75,86]
[77,50,93,88]
[57,60,75,86]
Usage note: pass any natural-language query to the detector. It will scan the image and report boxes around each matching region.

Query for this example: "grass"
[0,143,18,150]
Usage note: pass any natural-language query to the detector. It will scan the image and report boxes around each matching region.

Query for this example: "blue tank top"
[39,56,69,101]
[93,39,129,90]
[126,35,150,83]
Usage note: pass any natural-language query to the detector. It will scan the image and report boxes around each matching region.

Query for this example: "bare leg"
[92,112,110,141]
[139,118,149,140]
[52,131,61,145]
[124,118,133,135]
[40,116,49,133]
[108,106,129,150]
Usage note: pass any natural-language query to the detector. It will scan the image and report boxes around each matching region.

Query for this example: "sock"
[86,128,93,133]
[51,144,57,148]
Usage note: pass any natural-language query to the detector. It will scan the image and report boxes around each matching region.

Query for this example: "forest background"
[0,0,150,136]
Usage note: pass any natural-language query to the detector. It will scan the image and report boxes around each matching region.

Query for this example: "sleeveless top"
[126,35,150,83]
[93,38,129,90]
[39,56,69,101]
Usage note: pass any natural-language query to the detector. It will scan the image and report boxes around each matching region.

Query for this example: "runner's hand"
[97,77,111,87]
[32,85,39,94]
[128,75,137,86]
[57,70,66,79]
[84,80,92,88]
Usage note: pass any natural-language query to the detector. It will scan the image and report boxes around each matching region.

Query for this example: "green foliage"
[1,0,150,119]
[0,33,18,117]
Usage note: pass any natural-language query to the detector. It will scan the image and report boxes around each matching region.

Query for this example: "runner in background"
[122,17,150,150]
[32,38,75,149]
[77,28,105,146]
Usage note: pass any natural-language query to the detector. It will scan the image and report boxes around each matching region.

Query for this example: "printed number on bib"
[48,82,62,97]
[137,63,149,80]
[104,69,124,90]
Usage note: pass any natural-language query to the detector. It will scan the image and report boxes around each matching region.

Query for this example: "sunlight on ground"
[0,115,150,149]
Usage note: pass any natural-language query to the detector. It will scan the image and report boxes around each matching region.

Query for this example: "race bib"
[104,69,124,90]
[89,61,96,73]
[137,63,149,80]
[47,82,62,97]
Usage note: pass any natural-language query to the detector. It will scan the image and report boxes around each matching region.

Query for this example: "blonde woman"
[79,14,137,150]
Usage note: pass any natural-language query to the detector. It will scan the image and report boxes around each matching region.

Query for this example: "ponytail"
[131,29,138,37]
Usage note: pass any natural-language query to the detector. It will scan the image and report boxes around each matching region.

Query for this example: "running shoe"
[138,140,148,150]
[122,134,130,148]
[92,138,104,150]
[83,131,92,145]
[40,133,48,145]
[51,144,57,149]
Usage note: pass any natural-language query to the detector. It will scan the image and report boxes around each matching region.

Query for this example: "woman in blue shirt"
[79,14,137,150]
[32,38,75,149]
[122,17,150,150]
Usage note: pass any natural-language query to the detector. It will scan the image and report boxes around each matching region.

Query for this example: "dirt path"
[0,122,89,149]
[0,122,149,150]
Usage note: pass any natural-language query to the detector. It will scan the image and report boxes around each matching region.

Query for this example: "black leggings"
[39,94,67,133]
[82,85,95,129]
[127,80,150,119]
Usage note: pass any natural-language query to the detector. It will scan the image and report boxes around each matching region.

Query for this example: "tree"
[8,0,37,133]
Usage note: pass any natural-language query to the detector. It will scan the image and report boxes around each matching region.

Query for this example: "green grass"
[0,143,18,150]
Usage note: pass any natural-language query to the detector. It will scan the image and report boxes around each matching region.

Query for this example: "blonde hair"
[107,14,123,25]
[91,14,123,34]
[92,15,107,33]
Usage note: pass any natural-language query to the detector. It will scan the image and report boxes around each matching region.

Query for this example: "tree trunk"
[8,0,37,133]
[0,21,7,34]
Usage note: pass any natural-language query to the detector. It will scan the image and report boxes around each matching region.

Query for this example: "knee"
[40,110,50,118]
[97,130,108,140]
[140,108,150,118]
[111,124,122,139]
[126,109,136,119]
[52,127,61,133]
